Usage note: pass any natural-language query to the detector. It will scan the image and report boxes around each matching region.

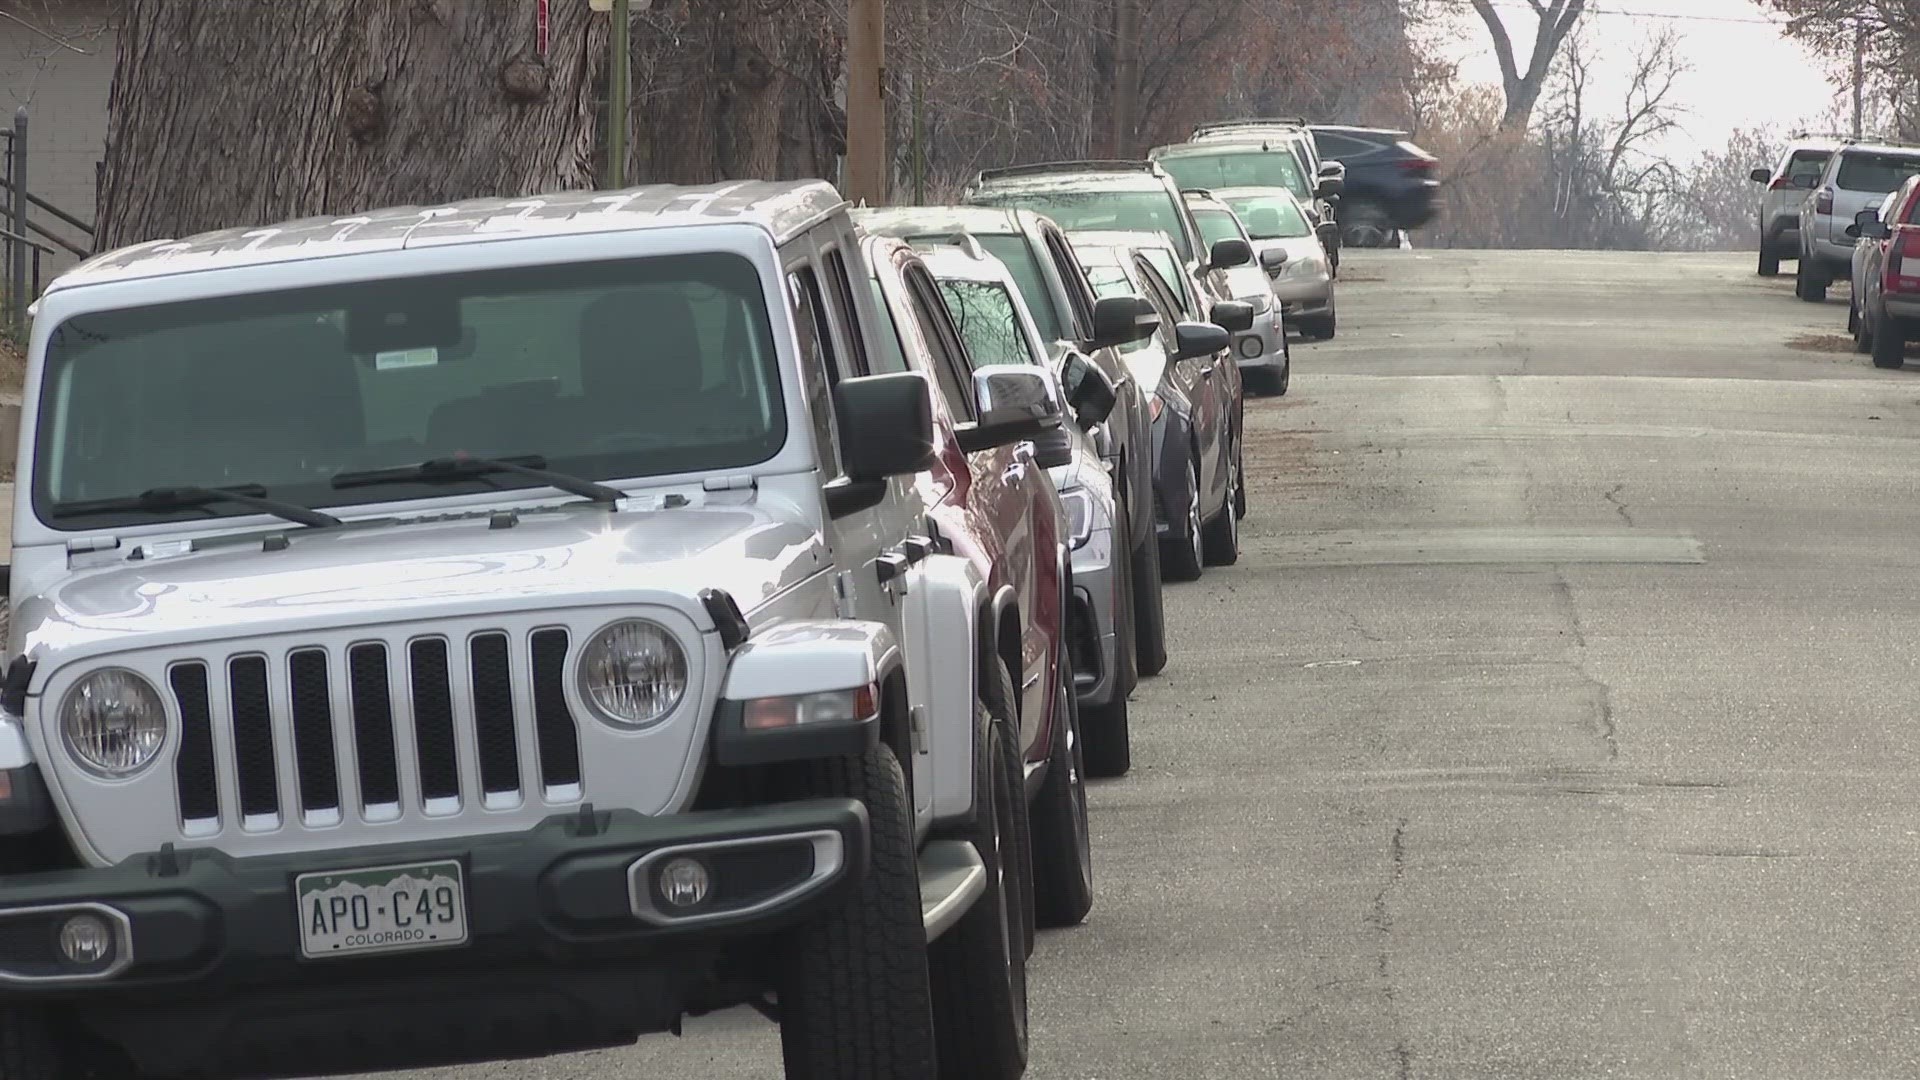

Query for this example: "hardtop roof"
[49,180,845,294]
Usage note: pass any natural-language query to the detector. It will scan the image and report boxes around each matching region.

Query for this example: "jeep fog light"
[743,684,878,731]
[58,915,112,965]
[579,620,687,728]
[60,669,167,777]
[658,857,712,909]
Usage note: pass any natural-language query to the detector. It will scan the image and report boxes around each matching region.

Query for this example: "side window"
[1041,228,1096,335]
[902,266,977,421]
[787,267,843,476]
[820,249,873,376]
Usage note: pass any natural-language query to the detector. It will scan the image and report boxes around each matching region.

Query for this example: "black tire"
[1796,257,1829,302]
[0,1010,64,1080]
[1872,313,1908,368]
[1131,535,1169,677]
[980,662,1035,959]
[1855,303,1873,354]
[1080,690,1131,780]
[1031,646,1095,924]
[928,701,1029,1080]
[1848,300,1859,335]
[1201,453,1241,567]
[1245,365,1287,396]
[777,745,937,1080]
[1160,457,1205,583]
[1759,248,1780,277]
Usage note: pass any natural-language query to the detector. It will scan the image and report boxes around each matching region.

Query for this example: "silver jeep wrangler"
[0,182,1035,1080]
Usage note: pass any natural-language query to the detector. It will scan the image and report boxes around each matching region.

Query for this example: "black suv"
[1307,125,1441,243]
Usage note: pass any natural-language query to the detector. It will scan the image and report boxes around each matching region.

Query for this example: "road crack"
[1552,571,1618,761]
[1339,608,1386,643]
[1365,817,1413,1079]
[1603,483,1635,527]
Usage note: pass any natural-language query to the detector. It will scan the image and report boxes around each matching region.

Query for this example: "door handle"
[1200,364,1215,380]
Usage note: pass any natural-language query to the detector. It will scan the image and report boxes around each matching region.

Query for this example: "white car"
[0,181,1062,1080]
[1213,186,1336,340]
[1748,135,1845,277]
[1794,140,1920,302]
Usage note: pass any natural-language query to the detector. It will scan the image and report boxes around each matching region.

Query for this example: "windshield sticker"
[374,347,440,371]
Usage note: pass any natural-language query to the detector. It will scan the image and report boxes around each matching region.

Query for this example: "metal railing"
[1,107,98,337]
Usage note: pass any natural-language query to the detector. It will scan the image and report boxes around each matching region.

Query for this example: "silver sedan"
[1216,186,1337,340]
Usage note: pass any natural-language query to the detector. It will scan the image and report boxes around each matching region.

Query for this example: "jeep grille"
[166,630,584,834]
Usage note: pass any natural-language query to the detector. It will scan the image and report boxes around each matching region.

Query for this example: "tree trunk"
[97,0,606,249]
[625,0,844,187]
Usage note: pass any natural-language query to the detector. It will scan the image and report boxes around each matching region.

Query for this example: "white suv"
[0,182,1051,1080]
[1750,136,1844,277]
[1793,141,1920,302]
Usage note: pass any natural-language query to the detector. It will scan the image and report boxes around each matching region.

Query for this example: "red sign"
[536,0,550,57]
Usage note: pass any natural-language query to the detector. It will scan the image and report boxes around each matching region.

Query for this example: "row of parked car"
[1750,132,1920,367]
[0,118,1408,1080]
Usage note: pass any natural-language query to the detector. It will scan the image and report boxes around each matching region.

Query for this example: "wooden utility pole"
[609,0,630,188]
[846,0,887,204]
[1110,0,1139,157]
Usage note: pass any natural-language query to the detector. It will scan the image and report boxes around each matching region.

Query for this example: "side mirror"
[1318,161,1346,180]
[1210,299,1255,334]
[1207,237,1252,270]
[1089,294,1159,350]
[1059,351,1118,428]
[1258,248,1288,274]
[1862,219,1892,240]
[828,372,937,515]
[1316,177,1345,199]
[1172,321,1232,361]
[956,365,1064,454]
[1749,167,1771,184]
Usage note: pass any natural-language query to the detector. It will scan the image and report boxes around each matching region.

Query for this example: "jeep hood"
[17,503,829,660]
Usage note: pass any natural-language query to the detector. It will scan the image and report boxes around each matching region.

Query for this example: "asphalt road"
[366,250,1920,1079]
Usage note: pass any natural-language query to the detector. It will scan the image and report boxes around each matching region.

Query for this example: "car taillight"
[1398,159,1436,176]
[1885,228,1920,293]
[1816,189,1834,215]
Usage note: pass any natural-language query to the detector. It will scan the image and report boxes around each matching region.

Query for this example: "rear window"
[1785,150,1830,183]
[1835,152,1920,194]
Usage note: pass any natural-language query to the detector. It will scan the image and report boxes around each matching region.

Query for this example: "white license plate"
[296,859,468,959]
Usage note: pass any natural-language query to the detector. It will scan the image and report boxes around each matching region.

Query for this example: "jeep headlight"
[60,669,167,777]
[579,620,688,728]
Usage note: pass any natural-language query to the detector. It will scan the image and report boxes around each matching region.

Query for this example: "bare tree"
[1469,0,1587,130]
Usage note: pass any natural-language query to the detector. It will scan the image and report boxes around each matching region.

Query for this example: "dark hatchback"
[1307,125,1440,238]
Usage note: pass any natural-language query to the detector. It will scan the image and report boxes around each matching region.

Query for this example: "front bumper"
[1067,528,1122,708]
[0,802,866,1076]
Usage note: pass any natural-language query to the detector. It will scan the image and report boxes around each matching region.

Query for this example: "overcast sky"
[1440,0,1843,160]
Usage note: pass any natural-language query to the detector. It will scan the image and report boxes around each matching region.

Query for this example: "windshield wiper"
[330,454,624,505]
[50,484,344,529]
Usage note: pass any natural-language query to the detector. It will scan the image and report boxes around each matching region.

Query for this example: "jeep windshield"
[33,253,785,529]
[1158,151,1310,203]
[972,189,1194,262]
